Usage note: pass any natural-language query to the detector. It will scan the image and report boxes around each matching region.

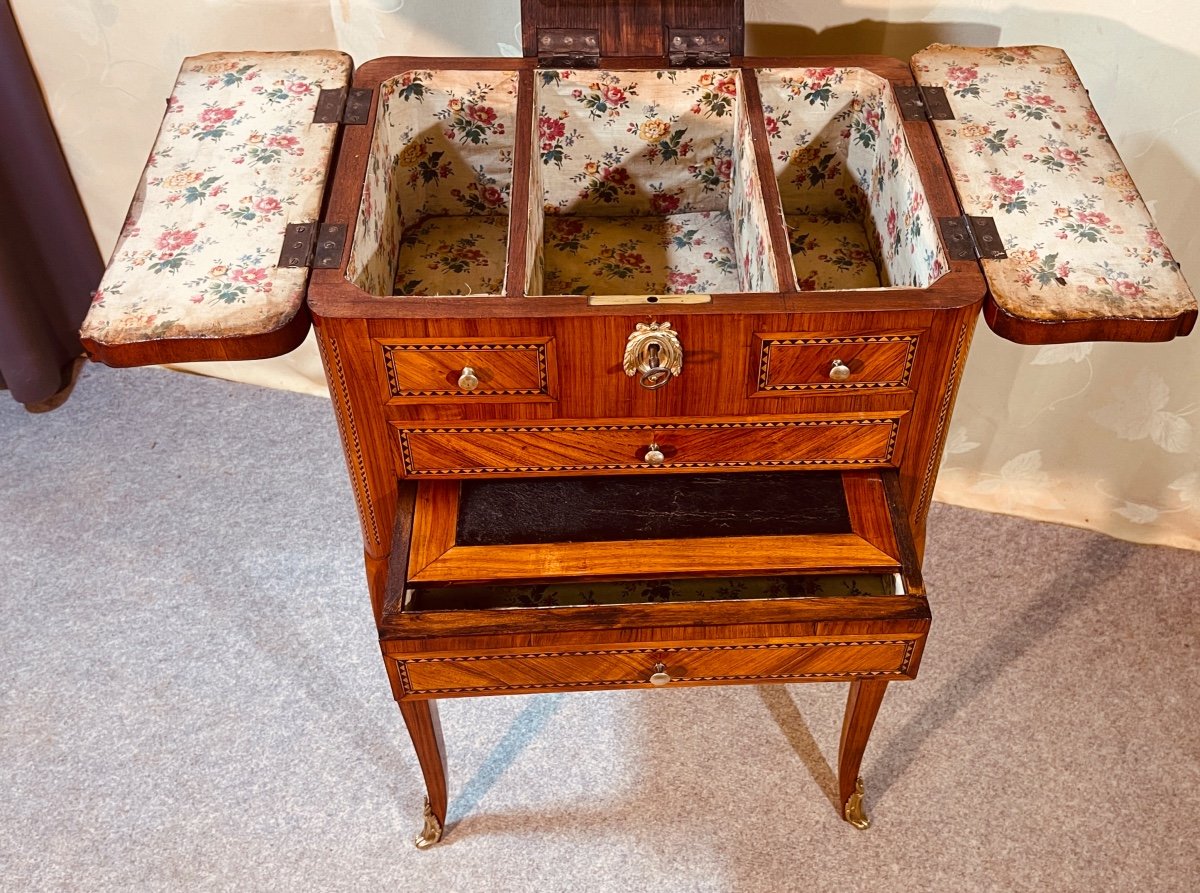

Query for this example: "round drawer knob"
[829,359,851,382]
[458,366,479,392]
[644,443,665,466]
[649,663,671,686]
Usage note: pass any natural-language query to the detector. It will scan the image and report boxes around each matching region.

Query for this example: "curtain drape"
[0,0,101,407]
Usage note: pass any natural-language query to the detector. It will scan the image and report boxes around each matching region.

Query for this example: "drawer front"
[754,333,919,394]
[396,638,921,696]
[376,337,555,403]
[393,415,902,476]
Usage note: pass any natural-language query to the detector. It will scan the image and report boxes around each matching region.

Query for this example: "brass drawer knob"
[649,662,672,686]
[644,443,665,466]
[457,366,479,391]
[623,321,683,390]
[829,358,851,382]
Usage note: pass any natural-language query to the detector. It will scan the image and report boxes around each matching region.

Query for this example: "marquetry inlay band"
[916,318,974,528]
[319,335,382,551]
[396,639,917,695]
[757,334,919,392]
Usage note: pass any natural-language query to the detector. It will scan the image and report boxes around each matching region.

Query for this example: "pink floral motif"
[348,69,519,295]
[156,228,197,252]
[83,51,350,347]
[666,270,699,290]
[230,267,268,285]
[651,191,683,214]
[199,106,236,126]
[909,44,1196,321]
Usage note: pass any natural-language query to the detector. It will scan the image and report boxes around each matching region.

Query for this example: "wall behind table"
[13,0,1199,549]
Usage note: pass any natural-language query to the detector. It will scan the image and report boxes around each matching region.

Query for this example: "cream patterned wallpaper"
[12,0,1200,548]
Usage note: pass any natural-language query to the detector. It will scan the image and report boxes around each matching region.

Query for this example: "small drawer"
[375,337,555,403]
[395,638,921,696]
[393,415,902,477]
[753,333,918,394]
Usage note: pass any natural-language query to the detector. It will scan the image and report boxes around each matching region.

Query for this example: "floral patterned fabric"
[82,51,350,345]
[536,69,739,217]
[393,215,508,296]
[732,99,780,292]
[786,214,883,290]
[758,67,948,289]
[531,68,776,294]
[542,212,743,295]
[408,573,896,611]
[347,69,518,296]
[912,45,1196,322]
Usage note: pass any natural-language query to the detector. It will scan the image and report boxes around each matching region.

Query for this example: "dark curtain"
[0,0,102,407]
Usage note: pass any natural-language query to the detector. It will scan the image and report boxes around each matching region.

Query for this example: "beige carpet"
[2,364,1197,892]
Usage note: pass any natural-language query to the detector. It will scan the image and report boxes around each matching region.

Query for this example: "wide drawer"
[375,337,555,403]
[394,637,922,697]
[392,414,903,477]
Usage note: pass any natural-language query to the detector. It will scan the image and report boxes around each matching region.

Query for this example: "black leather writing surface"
[455,471,851,546]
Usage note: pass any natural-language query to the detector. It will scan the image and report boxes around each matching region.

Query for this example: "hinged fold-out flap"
[912,44,1196,344]
[81,50,352,367]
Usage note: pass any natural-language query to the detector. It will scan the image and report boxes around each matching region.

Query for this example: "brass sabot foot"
[414,797,444,849]
[843,777,871,830]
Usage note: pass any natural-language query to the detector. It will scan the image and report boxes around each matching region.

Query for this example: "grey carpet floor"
[2,364,1198,893]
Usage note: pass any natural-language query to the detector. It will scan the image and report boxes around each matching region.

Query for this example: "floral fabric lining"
[531,68,777,294]
[542,212,742,295]
[536,69,739,217]
[912,44,1196,322]
[82,51,350,346]
[758,67,948,288]
[393,215,508,296]
[786,214,883,290]
[347,69,518,296]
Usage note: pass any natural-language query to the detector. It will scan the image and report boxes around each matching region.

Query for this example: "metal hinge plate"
[939,216,1007,261]
[895,85,954,122]
[312,87,373,125]
[668,28,732,67]
[536,28,600,67]
[278,222,348,269]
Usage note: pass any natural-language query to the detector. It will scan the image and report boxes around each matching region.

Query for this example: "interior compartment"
[406,470,909,585]
[405,573,899,611]
[528,69,779,295]
[756,67,948,290]
[347,68,519,296]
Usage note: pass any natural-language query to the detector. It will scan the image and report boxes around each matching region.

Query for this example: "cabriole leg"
[837,678,889,830]
[398,699,448,848]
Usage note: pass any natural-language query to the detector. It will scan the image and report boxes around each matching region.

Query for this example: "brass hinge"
[895,85,954,122]
[278,222,348,269]
[938,216,1007,261]
[668,28,732,67]
[536,28,600,67]
[313,87,373,125]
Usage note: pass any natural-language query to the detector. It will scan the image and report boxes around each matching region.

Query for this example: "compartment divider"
[740,68,799,295]
[505,69,536,299]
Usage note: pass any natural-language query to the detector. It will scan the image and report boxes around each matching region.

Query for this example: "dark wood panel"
[383,595,929,640]
[984,300,1197,345]
[520,0,745,59]
[81,308,311,368]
